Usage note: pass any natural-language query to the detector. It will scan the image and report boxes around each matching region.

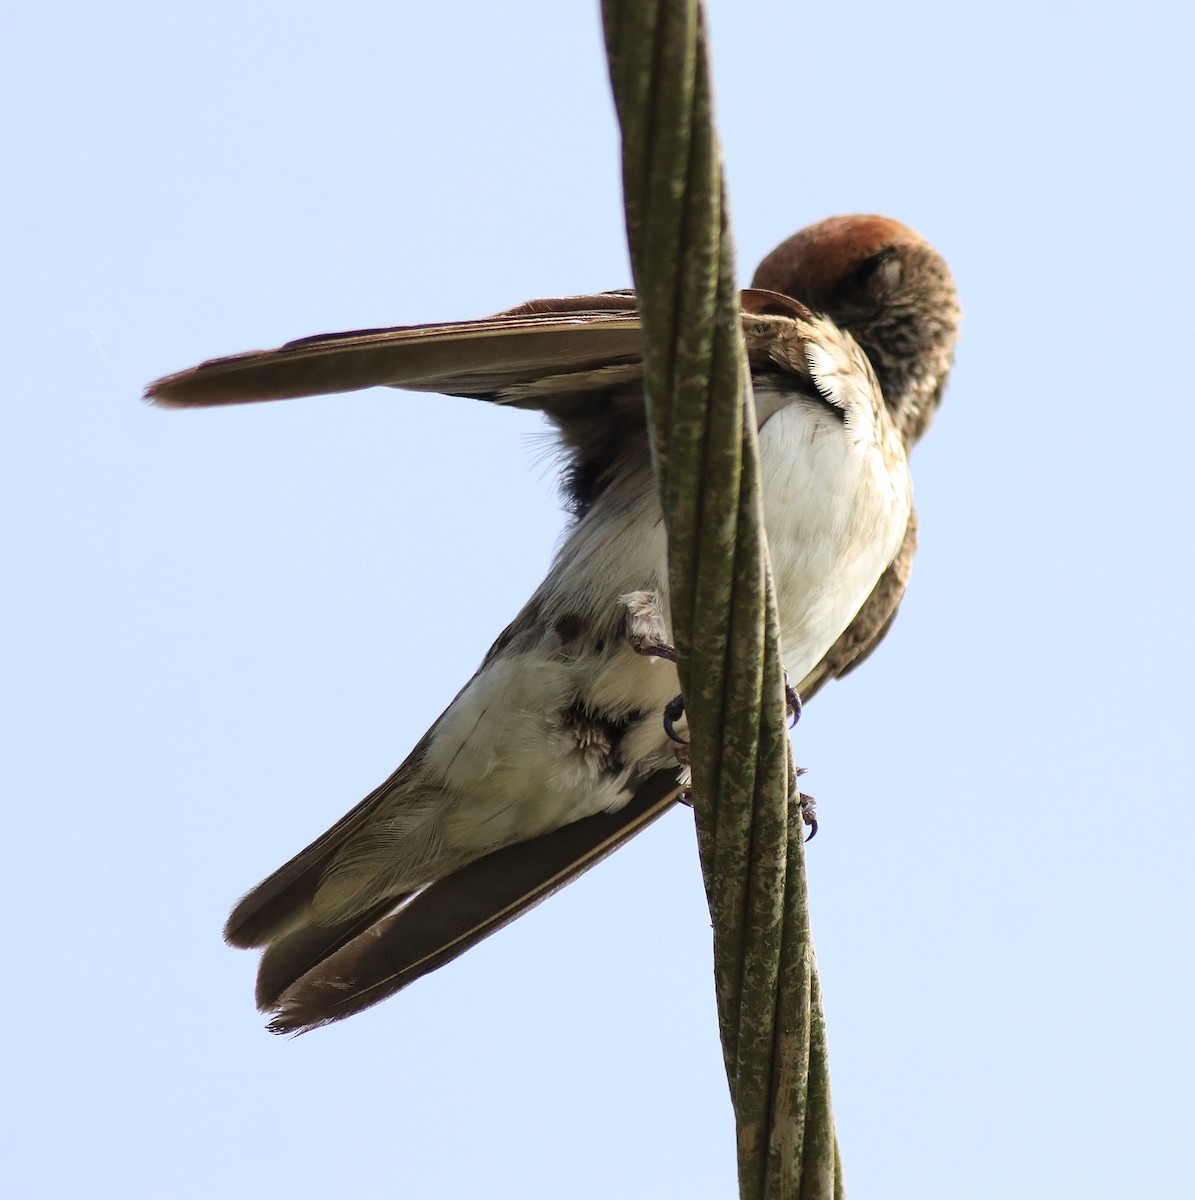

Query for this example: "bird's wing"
[144,292,647,415]
[145,294,643,409]
[145,288,811,410]
[148,290,819,525]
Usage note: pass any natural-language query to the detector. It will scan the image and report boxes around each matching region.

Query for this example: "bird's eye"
[839,249,901,299]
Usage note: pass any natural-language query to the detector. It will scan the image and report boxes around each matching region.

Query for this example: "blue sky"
[4,2,1193,1196]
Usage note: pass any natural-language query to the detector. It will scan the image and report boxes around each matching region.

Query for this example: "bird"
[147,214,961,1033]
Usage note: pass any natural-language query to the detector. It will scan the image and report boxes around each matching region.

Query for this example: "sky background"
[4,2,1193,1196]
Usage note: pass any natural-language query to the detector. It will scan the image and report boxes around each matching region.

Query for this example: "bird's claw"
[660,693,690,765]
[798,790,818,841]
[636,642,678,663]
[784,672,802,728]
[663,693,688,744]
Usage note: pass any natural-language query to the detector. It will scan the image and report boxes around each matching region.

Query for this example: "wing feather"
[146,300,644,409]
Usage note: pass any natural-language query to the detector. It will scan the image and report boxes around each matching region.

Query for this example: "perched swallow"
[148,214,960,1033]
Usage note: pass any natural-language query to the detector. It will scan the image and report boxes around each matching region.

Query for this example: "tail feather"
[263,771,683,1033]
[254,895,413,1011]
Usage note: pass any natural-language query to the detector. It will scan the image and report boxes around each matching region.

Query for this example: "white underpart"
[754,376,911,683]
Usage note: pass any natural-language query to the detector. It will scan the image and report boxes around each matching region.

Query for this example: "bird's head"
[752,215,961,446]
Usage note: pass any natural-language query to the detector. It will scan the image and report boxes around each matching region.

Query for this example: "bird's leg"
[622,591,688,761]
[621,589,677,661]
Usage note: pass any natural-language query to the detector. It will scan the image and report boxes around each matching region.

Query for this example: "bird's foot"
[621,591,688,754]
[622,590,677,661]
[784,673,802,727]
[797,788,818,841]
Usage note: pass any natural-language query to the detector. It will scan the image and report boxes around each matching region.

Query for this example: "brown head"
[752,215,961,446]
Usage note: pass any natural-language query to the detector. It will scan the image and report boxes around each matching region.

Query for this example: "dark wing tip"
[144,345,353,408]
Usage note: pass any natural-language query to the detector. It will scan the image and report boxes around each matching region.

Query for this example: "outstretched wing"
[145,294,643,408]
[145,289,817,411]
